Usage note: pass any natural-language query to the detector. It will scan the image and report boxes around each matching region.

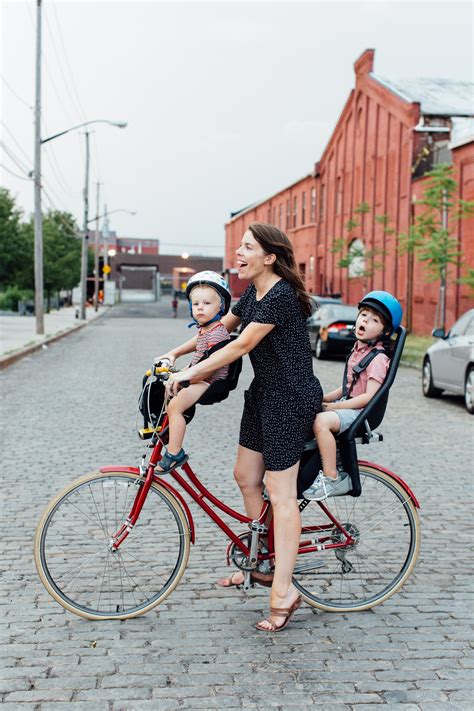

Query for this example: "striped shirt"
[190,322,230,385]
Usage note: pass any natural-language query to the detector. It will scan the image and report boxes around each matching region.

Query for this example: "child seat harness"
[342,347,390,431]
[194,335,242,405]
[342,347,388,399]
[139,336,242,428]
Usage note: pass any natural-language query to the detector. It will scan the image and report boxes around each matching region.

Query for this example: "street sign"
[103,265,111,275]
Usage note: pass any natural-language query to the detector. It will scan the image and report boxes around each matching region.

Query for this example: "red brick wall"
[225,49,474,332]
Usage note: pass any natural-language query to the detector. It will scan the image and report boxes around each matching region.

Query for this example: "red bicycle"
[35,346,420,621]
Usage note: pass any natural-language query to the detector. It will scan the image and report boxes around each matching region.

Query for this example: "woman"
[163,222,323,631]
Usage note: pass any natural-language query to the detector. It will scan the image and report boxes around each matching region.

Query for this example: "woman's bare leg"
[216,446,266,587]
[233,445,266,518]
[257,462,301,629]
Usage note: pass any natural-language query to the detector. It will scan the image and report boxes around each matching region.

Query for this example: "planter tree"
[398,163,474,332]
[331,201,390,290]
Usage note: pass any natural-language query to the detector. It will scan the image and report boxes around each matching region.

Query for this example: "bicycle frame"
[103,414,357,565]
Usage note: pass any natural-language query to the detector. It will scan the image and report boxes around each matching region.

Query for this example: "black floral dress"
[232,280,323,471]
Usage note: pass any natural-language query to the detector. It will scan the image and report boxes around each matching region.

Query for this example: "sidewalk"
[0,305,108,368]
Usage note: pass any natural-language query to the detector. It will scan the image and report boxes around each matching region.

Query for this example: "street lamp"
[86,208,137,311]
[37,119,127,321]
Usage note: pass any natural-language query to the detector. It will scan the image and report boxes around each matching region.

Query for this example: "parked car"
[422,309,474,414]
[310,294,342,312]
[307,303,358,359]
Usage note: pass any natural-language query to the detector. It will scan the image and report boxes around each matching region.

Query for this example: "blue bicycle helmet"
[358,290,403,335]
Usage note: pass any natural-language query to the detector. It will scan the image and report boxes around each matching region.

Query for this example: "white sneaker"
[303,470,351,501]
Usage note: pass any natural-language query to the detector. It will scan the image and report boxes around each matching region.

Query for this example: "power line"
[0,121,33,168]
[25,1,78,127]
[0,163,32,181]
[0,74,33,111]
[44,6,87,125]
[51,0,88,123]
[0,140,31,173]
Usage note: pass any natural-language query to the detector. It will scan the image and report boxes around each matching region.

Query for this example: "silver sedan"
[422,309,474,414]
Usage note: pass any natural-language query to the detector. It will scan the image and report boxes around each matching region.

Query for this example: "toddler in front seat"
[154,271,231,472]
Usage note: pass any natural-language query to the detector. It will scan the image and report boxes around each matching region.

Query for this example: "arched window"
[348,238,365,278]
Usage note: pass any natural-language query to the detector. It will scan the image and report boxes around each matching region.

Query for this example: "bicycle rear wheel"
[35,471,190,619]
[293,465,420,612]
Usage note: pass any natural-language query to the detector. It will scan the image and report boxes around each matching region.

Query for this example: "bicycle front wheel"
[293,465,420,612]
[34,471,191,619]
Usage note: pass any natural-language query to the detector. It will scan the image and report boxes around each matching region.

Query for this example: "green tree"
[398,164,474,330]
[0,187,31,289]
[331,202,389,289]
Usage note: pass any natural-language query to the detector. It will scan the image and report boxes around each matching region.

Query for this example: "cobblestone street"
[1,302,473,709]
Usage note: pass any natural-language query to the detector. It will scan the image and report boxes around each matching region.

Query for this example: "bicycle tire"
[34,471,191,620]
[293,465,420,612]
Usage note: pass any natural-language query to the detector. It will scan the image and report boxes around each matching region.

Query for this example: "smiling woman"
[168,221,323,632]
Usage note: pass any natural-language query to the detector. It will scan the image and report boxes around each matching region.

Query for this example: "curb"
[0,309,108,371]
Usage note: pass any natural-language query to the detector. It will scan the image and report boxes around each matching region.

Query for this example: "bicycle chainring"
[229,533,256,572]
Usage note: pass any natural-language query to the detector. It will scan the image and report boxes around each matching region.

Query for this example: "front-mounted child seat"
[297,326,406,498]
[139,336,242,436]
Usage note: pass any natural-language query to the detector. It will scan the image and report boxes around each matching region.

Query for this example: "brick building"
[225,49,474,334]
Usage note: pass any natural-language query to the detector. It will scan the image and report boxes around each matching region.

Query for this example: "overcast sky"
[1,0,473,256]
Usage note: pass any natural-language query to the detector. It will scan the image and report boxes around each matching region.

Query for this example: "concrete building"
[225,49,474,334]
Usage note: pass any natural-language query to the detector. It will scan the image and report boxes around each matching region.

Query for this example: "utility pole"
[93,181,101,311]
[34,0,44,334]
[80,130,90,320]
[103,203,109,275]
[440,188,448,333]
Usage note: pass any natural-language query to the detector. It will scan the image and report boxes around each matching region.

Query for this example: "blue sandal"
[156,447,188,473]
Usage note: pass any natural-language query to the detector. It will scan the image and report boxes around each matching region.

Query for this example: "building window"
[272,206,276,225]
[336,176,342,215]
[267,205,271,223]
[433,140,452,165]
[286,199,291,229]
[319,184,325,221]
[301,192,306,224]
[310,187,317,223]
[293,196,298,228]
[279,204,283,228]
[348,238,365,278]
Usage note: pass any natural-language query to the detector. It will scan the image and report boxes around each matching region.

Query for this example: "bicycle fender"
[99,466,196,543]
[358,460,420,508]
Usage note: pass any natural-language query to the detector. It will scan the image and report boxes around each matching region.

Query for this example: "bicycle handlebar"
[146,361,190,388]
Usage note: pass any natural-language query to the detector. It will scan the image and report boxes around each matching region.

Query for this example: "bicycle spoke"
[37,473,189,618]
[293,468,419,610]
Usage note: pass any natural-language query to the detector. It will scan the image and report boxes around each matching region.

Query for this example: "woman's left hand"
[166,367,198,397]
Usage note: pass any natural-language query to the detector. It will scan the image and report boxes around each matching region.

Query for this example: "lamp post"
[86,207,136,311]
[40,119,127,320]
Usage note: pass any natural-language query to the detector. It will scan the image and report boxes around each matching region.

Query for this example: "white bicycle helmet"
[185,271,231,327]
[185,271,231,314]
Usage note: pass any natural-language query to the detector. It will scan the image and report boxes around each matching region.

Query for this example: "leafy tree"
[398,164,474,330]
[21,210,81,310]
[331,203,389,289]
[0,187,29,289]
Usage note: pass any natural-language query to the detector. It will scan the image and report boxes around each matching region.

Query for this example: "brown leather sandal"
[255,595,302,632]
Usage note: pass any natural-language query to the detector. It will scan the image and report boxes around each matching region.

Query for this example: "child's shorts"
[335,406,362,433]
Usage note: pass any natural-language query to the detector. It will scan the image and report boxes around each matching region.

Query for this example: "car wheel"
[315,337,326,360]
[464,367,474,414]
[422,357,442,398]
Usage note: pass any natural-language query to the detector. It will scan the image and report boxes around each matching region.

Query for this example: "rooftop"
[371,75,474,116]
